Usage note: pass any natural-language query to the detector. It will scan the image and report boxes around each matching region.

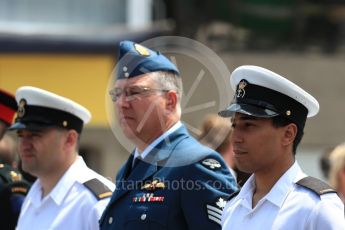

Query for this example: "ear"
[64,130,78,150]
[165,91,178,112]
[281,123,297,146]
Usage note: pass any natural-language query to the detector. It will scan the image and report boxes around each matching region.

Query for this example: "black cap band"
[13,105,84,133]
[222,80,308,130]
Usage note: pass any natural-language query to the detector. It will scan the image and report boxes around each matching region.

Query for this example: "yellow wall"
[0,54,115,127]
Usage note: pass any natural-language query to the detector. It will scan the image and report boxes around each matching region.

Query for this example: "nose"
[18,135,33,152]
[115,93,130,108]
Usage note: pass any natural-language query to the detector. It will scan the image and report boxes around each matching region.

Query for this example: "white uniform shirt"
[17,156,115,230]
[222,162,345,230]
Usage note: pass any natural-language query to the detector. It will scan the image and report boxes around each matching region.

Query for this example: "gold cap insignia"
[236,80,247,98]
[17,99,27,118]
[134,43,150,56]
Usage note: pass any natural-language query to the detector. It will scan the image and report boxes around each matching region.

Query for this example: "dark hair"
[271,116,304,155]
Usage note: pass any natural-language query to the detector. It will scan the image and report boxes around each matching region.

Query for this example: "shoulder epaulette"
[296,176,336,196]
[227,191,240,201]
[0,164,25,183]
[83,178,112,200]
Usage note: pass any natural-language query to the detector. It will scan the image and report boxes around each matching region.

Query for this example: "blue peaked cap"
[116,41,180,79]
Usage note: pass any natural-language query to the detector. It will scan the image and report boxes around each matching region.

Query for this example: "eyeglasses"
[109,86,170,102]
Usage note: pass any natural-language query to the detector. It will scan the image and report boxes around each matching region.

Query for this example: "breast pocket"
[124,204,169,230]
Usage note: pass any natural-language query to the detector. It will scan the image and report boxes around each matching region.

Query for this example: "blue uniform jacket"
[100,125,238,230]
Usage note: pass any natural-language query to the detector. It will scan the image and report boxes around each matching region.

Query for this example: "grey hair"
[150,71,183,102]
[150,71,183,116]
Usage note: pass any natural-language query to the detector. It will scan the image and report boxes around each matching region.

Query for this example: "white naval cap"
[9,86,91,133]
[219,65,319,130]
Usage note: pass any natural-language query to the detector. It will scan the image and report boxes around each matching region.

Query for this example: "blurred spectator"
[329,143,345,203]
[319,147,334,179]
[0,89,17,140]
[0,134,18,168]
[199,114,251,187]
[0,88,30,230]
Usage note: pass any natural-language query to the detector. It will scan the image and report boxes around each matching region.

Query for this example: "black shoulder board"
[296,176,336,196]
[83,178,112,200]
[227,191,240,201]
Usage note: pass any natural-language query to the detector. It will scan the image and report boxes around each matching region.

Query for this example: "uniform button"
[141,213,147,221]
[108,217,113,224]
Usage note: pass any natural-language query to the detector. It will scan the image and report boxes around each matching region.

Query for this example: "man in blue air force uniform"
[99,41,238,230]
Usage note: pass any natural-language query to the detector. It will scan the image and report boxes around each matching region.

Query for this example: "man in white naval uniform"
[219,65,345,230]
[9,86,115,230]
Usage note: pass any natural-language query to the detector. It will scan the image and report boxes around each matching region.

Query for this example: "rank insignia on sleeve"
[206,197,227,226]
[202,159,221,170]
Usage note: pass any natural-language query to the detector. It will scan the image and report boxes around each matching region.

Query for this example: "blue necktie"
[126,156,142,179]
[132,156,142,169]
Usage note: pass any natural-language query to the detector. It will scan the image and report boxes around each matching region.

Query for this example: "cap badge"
[17,99,27,118]
[236,80,247,98]
[134,43,150,56]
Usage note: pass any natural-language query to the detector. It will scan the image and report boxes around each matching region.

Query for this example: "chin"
[122,130,136,139]
[21,165,35,175]
[235,164,254,174]
[120,126,138,139]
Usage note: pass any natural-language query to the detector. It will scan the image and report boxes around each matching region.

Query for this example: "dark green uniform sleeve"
[0,164,31,230]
